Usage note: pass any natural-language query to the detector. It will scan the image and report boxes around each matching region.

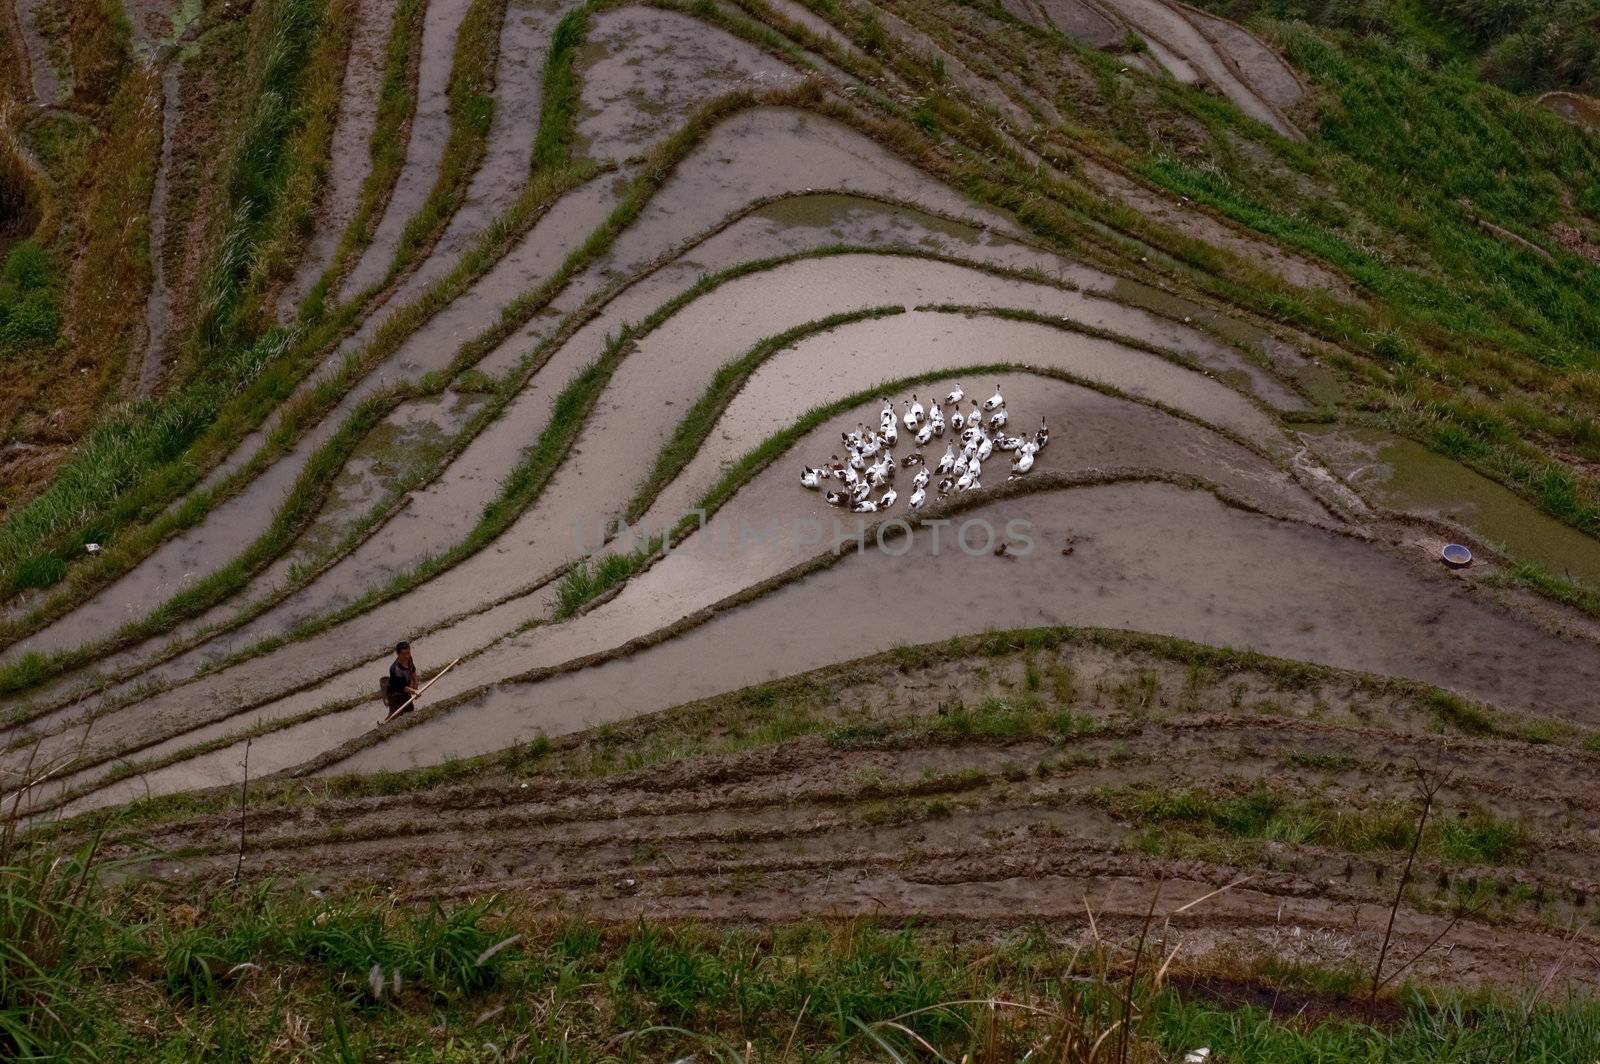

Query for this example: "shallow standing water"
[338,480,1600,773]
[1304,426,1600,589]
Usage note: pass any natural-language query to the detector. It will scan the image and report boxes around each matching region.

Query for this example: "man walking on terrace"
[382,640,420,723]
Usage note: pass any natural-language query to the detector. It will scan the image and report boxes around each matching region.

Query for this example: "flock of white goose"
[800,384,1048,513]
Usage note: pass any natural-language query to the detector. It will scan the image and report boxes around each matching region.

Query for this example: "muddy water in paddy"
[386,0,581,306]
[57,374,1325,812]
[13,296,1270,791]
[576,7,804,164]
[7,187,1289,760]
[643,318,1307,532]
[335,479,1600,772]
[10,113,1285,756]
[1305,426,1600,589]
[22,170,1039,671]
[337,0,476,300]
[144,225,1112,661]
[1099,0,1295,136]
[279,0,404,319]
[7,176,620,663]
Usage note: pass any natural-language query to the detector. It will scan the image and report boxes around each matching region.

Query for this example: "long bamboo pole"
[380,656,462,724]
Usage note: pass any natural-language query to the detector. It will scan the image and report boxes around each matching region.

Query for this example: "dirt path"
[13,0,58,103]
[277,0,404,321]
[135,63,182,396]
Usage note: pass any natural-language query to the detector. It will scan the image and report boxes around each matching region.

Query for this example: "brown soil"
[88,640,1600,994]
[1539,90,1600,133]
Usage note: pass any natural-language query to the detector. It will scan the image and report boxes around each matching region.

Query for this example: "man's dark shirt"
[388,658,418,710]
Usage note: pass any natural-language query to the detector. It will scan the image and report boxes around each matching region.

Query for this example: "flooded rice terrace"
[9,34,1600,829]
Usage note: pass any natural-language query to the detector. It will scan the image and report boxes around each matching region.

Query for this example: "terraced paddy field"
[4,0,1600,1055]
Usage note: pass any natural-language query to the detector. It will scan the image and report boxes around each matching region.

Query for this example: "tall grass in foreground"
[0,818,1596,1061]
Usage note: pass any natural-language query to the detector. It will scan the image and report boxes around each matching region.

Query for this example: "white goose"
[935,444,956,475]
[879,488,897,508]
[1011,448,1035,474]
[902,396,923,431]
[825,489,848,506]
[928,403,945,436]
[983,386,1005,412]
[869,457,894,487]
[949,407,965,433]
[945,384,964,406]
[988,408,1008,431]
[967,457,982,481]
[938,476,955,494]
[908,485,926,510]
[912,467,930,490]
[852,498,879,513]
[800,466,826,489]
[976,434,994,462]
[915,420,935,447]
[955,468,976,491]
[881,418,897,447]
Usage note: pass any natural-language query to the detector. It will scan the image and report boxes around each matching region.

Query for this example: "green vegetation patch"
[1106,783,1532,865]
[3,833,1597,1059]
[0,240,61,355]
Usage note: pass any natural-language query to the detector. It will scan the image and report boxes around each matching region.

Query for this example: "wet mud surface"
[1033,0,1124,50]
[391,0,582,303]
[574,6,804,164]
[1304,426,1600,589]
[7,274,1281,791]
[15,0,60,102]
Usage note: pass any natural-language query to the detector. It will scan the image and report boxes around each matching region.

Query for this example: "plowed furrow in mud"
[106,720,1600,891]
